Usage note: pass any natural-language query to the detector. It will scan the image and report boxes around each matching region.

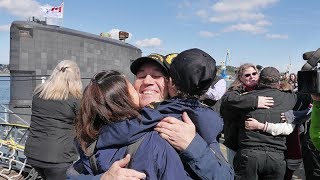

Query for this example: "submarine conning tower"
[9,20,142,124]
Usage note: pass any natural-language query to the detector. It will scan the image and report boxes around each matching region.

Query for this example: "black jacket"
[238,88,296,151]
[220,85,258,151]
[24,94,79,168]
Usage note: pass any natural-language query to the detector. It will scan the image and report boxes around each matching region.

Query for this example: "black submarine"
[9,19,142,123]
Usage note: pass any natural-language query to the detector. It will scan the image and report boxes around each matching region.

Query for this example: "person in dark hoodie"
[73,70,190,180]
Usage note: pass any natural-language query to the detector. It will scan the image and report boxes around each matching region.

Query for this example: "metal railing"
[0,104,29,126]
[0,104,38,179]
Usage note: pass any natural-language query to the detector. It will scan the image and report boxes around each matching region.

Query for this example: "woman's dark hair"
[75,70,140,150]
[288,73,297,83]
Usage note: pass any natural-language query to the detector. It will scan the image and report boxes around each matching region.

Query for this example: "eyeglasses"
[244,72,258,77]
[91,70,124,84]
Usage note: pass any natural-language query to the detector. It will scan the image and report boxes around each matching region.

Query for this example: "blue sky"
[0,0,319,73]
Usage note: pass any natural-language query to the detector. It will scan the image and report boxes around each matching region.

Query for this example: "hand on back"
[154,112,196,151]
[258,96,274,109]
[101,154,146,180]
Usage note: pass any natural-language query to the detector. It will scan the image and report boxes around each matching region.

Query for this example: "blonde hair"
[34,60,83,100]
[229,63,258,90]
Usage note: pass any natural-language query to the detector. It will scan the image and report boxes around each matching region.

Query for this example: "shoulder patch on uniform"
[241,92,249,95]
[199,101,215,110]
[146,101,162,109]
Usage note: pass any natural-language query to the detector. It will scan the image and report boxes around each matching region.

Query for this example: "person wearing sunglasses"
[220,63,274,166]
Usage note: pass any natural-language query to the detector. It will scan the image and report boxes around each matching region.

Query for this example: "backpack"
[67,135,145,176]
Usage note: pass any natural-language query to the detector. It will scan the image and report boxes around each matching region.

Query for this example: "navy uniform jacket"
[75,112,190,180]
[69,97,234,180]
[156,97,223,144]
[156,97,234,180]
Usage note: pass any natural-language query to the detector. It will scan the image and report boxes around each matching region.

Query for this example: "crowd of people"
[23,48,320,180]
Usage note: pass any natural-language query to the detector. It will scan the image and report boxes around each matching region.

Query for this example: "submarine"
[9,19,142,124]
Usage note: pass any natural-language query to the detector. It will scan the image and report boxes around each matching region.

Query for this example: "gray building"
[9,20,142,124]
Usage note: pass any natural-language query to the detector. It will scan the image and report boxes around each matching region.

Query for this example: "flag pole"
[61,0,64,27]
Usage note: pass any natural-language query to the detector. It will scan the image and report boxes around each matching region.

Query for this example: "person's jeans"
[234,148,286,180]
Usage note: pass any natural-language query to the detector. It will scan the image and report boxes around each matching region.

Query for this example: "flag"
[40,2,64,18]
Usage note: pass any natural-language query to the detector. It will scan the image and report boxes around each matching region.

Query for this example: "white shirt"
[203,78,227,101]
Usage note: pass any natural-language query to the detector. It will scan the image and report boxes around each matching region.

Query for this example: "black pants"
[34,166,68,180]
[234,149,286,180]
[301,135,320,180]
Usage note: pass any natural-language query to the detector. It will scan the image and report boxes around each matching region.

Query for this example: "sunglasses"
[91,70,124,84]
[244,72,258,77]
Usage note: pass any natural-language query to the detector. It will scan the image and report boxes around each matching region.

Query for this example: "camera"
[297,48,320,94]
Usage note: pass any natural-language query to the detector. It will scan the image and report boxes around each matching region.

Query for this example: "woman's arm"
[221,91,274,110]
[203,79,227,101]
[265,122,295,136]
[245,118,295,136]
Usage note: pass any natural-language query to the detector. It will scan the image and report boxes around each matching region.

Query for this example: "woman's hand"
[101,154,146,180]
[245,118,265,130]
[257,96,274,109]
[154,112,196,151]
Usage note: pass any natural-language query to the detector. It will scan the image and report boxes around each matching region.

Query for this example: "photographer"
[297,48,320,179]
[310,94,320,151]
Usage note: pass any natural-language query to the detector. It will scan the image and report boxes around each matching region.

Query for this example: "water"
[0,76,10,119]
[0,76,10,103]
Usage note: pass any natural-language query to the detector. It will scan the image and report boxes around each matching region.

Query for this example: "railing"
[0,104,29,126]
[0,105,39,179]
[0,106,8,124]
